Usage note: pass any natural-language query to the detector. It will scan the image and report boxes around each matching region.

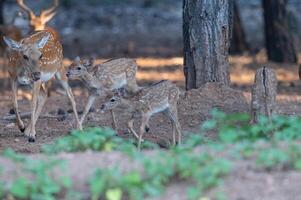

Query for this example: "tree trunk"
[230,0,248,54]
[183,0,232,90]
[262,0,297,63]
[0,0,5,25]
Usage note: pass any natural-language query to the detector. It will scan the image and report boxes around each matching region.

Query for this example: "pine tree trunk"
[183,0,232,90]
[262,0,297,63]
[230,0,248,54]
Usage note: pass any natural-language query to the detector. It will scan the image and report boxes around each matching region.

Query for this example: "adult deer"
[3,30,81,142]
[16,0,59,36]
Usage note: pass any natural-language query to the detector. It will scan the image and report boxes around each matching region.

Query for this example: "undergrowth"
[1,109,301,200]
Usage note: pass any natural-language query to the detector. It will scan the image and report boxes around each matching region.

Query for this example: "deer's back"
[135,80,179,110]
[93,58,137,78]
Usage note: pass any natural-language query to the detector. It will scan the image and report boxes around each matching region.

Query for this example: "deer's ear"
[82,57,95,68]
[37,33,50,49]
[3,36,22,50]
[74,56,81,63]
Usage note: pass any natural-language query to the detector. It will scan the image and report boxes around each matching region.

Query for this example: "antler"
[16,0,35,18]
[41,0,59,18]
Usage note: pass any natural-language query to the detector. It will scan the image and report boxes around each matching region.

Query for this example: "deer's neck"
[81,71,100,89]
[120,98,141,111]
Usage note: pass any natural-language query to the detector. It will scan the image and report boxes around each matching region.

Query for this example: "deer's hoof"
[28,137,35,143]
[20,127,25,133]
[57,116,66,121]
[145,126,150,132]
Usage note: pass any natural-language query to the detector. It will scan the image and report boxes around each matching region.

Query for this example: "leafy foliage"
[2,149,74,200]
[42,127,153,155]
[2,110,301,200]
[89,145,231,200]
[201,108,301,143]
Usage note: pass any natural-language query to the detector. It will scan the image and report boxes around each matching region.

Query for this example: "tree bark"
[262,0,297,63]
[230,0,249,54]
[0,0,5,25]
[183,0,232,90]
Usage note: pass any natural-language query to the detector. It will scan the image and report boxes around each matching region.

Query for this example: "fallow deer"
[4,30,81,142]
[100,80,182,149]
[66,57,141,129]
[16,0,59,36]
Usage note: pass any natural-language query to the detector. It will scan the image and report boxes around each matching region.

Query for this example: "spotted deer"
[100,80,182,149]
[16,0,59,35]
[3,30,81,142]
[66,57,141,129]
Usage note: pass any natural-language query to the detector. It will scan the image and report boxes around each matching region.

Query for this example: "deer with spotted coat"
[3,30,81,142]
[66,57,141,129]
[100,80,182,150]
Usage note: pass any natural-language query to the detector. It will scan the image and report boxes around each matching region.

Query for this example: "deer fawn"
[66,57,141,129]
[16,0,59,35]
[100,80,182,150]
[4,30,81,142]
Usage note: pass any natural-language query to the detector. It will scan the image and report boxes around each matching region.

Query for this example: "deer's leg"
[138,114,150,150]
[55,70,82,130]
[25,81,41,142]
[126,113,140,140]
[110,110,117,130]
[33,84,48,124]
[167,105,181,145]
[11,78,25,132]
[162,109,175,145]
[80,94,96,126]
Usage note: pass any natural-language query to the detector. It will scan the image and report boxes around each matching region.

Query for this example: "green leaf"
[10,177,29,199]
[294,160,301,170]
[201,120,217,131]
[105,188,122,200]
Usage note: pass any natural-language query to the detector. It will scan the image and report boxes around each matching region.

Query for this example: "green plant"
[201,109,301,143]
[42,127,158,155]
[2,149,73,200]
[3,110,301,200]
[89,142,231,200]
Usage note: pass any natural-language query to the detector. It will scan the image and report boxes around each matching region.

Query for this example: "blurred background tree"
[262,0,297,63]
[0,0,5,25]
[230,0,249,54]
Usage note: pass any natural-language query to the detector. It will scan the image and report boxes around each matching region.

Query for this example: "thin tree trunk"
[183,0,232,90]
[262,0,297,63]
[230,0,248,54]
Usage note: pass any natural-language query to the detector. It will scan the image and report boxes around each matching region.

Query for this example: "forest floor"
[0,52,300,153]
[0,53,301,199]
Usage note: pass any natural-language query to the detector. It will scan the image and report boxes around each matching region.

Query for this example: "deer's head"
[16,0,59,31]
[3,33,50,83]
[100,96,123,111]
[66,56,95,79]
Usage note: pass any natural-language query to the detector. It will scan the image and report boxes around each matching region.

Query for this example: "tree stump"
[251,67,277,123]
